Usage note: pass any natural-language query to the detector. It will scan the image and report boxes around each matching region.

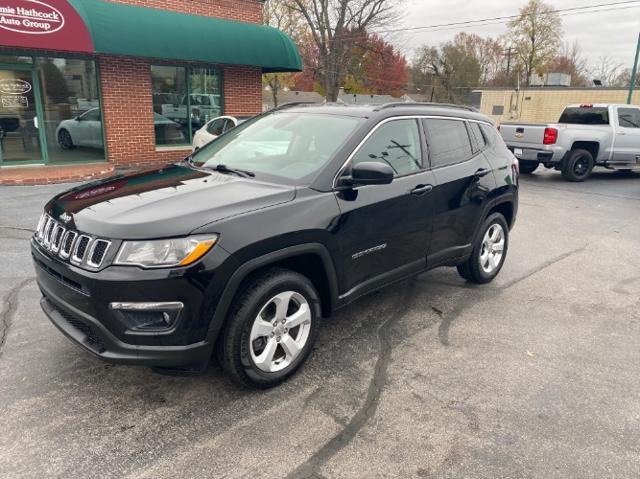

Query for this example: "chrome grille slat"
[71,235,92,265]
[35,213,111,269]
[87,239,111,268]
[59,231,77,259]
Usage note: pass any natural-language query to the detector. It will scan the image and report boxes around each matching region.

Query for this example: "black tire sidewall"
[224,270,321,388]
[468,213,509,283]
[563,149,593,182]
[58,130,73,149]
[519,160,539,174]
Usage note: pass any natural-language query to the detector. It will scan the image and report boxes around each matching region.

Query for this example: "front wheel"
[457,213,509,284]
[562,149,594,182]
[218,268,321,389]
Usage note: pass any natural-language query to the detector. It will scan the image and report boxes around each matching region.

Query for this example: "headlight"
[115,235,218,268]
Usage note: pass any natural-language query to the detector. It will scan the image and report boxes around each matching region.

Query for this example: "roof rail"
[378,102,478,112]
[269,101,319,112]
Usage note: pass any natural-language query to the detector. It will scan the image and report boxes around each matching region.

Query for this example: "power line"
[378,0,640,34]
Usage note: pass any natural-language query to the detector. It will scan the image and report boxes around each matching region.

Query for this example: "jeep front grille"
[34,214,111,268]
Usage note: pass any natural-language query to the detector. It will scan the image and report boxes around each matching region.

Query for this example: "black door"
[422,118,496,264]
[334,118,435,294]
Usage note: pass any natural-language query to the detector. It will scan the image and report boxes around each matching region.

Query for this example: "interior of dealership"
[0,0,301,183]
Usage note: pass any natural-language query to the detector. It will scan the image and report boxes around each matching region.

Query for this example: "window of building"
[618,108,640,128]
[423,118,473,168]
[351,119,423,177]
[491,105,504,115]
[151,65,223,147]
[37,57,104,163]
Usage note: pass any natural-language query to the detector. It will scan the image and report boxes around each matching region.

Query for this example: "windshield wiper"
[210,164,255,178]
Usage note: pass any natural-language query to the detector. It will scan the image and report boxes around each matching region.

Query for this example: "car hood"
[46,164,296,239]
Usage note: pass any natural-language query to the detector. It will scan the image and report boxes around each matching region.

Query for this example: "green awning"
[68,0,302,73]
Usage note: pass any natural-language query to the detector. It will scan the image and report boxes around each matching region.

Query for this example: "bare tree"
[589,55,625,86]
[289,0,404,101]
[263,0,306,107]
[547,41,589,86]
[508,0,562,86]
[451,33,505,85]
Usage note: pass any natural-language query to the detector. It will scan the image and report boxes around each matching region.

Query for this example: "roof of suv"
[277,102,492,123]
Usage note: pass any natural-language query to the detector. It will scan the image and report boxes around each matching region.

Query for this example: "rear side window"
[351,119,423,177]
[469,122,487,151]
[618,108,640,128]
[206,118,226,135]
[423,119,473,168]
[559,107,609,125]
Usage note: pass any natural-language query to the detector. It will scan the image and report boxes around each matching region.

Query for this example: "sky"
[396,0,640,74]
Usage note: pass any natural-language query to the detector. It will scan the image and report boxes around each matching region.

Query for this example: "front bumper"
[32,238,234,367]
[40,292,212,366]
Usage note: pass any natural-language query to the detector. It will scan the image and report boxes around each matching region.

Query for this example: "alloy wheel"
[249,291,312,373]
[479,223,505,274]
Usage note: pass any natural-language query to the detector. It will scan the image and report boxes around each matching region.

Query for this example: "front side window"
[206,118,226,136]
[151,65,223,146]
[192,112,363,184]
[81,109,100,122]
[423,118,473,168]
[351,119,423,177]
[618,108,640,128]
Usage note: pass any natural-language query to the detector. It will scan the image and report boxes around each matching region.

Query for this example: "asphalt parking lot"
[1,169,639,479]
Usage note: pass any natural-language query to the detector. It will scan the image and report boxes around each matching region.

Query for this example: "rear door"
[335,118,435,293]
[422,117,497,265]
[613,106,640,165]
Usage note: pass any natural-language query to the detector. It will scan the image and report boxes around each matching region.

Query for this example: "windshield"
[559,107,609,125]
[191,112,363,184]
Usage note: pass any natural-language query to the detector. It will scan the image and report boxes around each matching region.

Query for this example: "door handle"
[474,168,491,178]
[411,184,433,196]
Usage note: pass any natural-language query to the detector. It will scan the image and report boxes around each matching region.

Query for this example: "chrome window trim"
[70,235,92,265]
[332,114,490,189]
[86,239,111,268]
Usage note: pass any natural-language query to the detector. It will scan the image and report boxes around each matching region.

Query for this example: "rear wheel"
[57,129,74,149]
[562,149,594,182]
[457,213,509,284]
[218,268,321,389]
[519,160,539,174]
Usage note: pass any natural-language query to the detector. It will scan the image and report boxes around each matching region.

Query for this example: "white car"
[192,115,250,151]
[57,108,185,149]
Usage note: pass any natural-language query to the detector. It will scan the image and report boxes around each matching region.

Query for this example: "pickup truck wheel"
[457,213,509,284]
[519,160,539,174]
[562,149,594,182]
[218,268,321,389]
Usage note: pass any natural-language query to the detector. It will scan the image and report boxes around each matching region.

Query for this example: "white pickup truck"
[500,104,640,181]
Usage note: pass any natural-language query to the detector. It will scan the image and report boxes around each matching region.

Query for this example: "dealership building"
[0,0,301,184]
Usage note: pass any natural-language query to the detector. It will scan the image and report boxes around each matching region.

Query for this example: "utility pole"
[506,47,513,78]
[628,32,640,104]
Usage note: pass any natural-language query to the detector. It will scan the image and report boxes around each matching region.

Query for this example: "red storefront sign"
[0,0,93,52]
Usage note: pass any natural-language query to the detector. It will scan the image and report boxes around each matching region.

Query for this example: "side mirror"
[75,116,81,121]
[340,161,394,188]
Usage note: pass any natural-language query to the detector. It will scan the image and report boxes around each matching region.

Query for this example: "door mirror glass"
[348,161,394,186]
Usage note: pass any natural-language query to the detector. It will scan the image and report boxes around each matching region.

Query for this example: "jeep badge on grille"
[59,212,72,223]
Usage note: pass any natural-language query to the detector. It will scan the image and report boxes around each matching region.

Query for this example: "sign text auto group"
[0,3,61,31]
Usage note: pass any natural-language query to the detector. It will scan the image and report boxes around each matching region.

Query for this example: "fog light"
[109,302,183,330]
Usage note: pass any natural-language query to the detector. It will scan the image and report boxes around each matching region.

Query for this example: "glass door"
[0,68,43,164]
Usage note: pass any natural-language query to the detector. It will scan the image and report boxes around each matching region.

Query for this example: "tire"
[561,149,594,182]
[519,160,539,174]
[218,268,321,389]
[457,213,509,284]
[57,129,74,149]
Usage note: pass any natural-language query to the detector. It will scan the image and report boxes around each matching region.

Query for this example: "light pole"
[628,32,640,104]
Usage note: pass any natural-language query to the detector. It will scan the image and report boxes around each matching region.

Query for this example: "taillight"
[512,157,520,176]
[543,127,558,145]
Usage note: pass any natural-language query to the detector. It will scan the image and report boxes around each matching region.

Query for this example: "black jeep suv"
[32,103,518,388]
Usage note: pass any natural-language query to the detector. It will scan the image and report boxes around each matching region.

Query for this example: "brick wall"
[97,0,264,168]
[478,88,639,124]
[99,57,263,168]
[109,0,262,22]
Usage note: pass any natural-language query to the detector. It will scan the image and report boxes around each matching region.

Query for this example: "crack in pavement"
[437,244,588,346]
[0,277,36,357]
[285,279,418,479]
